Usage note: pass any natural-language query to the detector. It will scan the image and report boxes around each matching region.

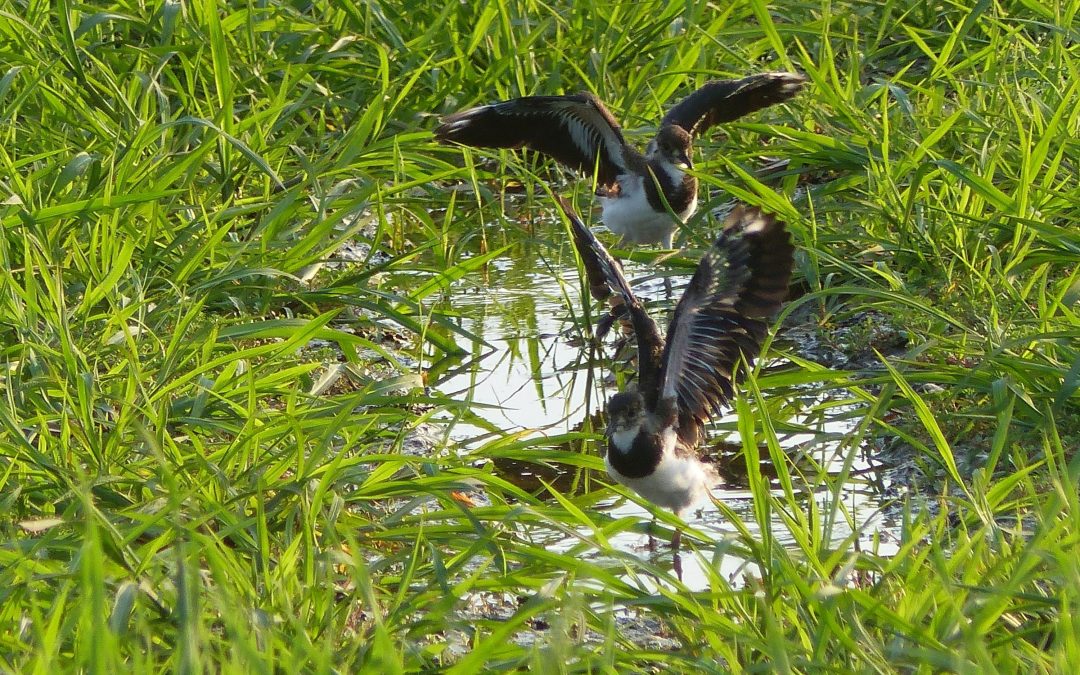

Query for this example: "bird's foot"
[670,529,683,581]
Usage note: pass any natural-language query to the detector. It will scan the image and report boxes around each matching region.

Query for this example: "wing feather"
[556,196,666,401]
[661,72,806,136]
[657,206,794,444]
[436,94,635,186]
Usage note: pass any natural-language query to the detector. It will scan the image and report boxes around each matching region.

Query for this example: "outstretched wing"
[556,196,666,396]
[656,206,794,445]
[661,72,806,137]
[436,94,635,186]
[561,199,614,305]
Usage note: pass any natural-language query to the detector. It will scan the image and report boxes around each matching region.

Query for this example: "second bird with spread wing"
[556,196,793,563]
[436,73,805,248]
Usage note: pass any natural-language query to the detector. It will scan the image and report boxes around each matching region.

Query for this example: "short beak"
[679,150,693,169]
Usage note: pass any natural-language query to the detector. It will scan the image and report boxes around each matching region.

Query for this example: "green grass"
[1,0,1078,671]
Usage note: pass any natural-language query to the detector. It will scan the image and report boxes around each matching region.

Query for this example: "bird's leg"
[652,239,687,301]
[671,528,683,581]
[646,518,657,552]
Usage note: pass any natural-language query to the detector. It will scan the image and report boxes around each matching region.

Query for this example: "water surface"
[423,222,899,587]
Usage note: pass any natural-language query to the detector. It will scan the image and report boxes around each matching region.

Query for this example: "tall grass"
[0,0,1077,671]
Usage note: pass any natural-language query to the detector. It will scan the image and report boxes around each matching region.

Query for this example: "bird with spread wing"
[557,195,793,563]
[437,73,805,248]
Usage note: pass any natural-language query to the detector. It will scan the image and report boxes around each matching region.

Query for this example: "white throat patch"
[610,426,639,452]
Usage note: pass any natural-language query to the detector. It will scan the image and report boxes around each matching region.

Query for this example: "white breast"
[604,427,719,516]
[598,174,695,247]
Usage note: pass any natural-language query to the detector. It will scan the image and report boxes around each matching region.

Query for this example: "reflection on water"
[424,229,899,588]
[429,238,606,439]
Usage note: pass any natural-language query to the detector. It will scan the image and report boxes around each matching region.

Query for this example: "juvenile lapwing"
[557,196,793,563]
[436,73,805,248]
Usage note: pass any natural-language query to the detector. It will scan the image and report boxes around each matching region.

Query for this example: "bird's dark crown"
[651,125,693,167]
[655,124,692,151]
[607,390,645,422]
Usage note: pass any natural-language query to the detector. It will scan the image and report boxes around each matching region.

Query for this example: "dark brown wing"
[660,72,806,136]
[656,206,794,445]
[556,196,666,396]
[562,200,612,304]
[435,94,637,186]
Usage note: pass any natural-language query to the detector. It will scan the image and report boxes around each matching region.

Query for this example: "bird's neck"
[643,159,696,218]
[606,419,678,479]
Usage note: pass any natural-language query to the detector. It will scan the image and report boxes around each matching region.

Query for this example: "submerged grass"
[0,0,1077,671]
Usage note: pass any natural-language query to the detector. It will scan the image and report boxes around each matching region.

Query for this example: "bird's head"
[650,125,694,169]
[606,390,646,441]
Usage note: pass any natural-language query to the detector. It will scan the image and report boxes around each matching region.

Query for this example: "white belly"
[605,451,718,516]
[598,175,695,247]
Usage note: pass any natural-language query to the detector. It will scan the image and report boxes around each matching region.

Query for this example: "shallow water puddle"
[428,231,900,587]
[431,242,601,437]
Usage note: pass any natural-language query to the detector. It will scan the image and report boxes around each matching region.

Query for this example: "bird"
[556,195,794,566]
[435,72,806,248]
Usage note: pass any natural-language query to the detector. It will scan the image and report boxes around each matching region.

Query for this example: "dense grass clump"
[0,0,1077,671]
